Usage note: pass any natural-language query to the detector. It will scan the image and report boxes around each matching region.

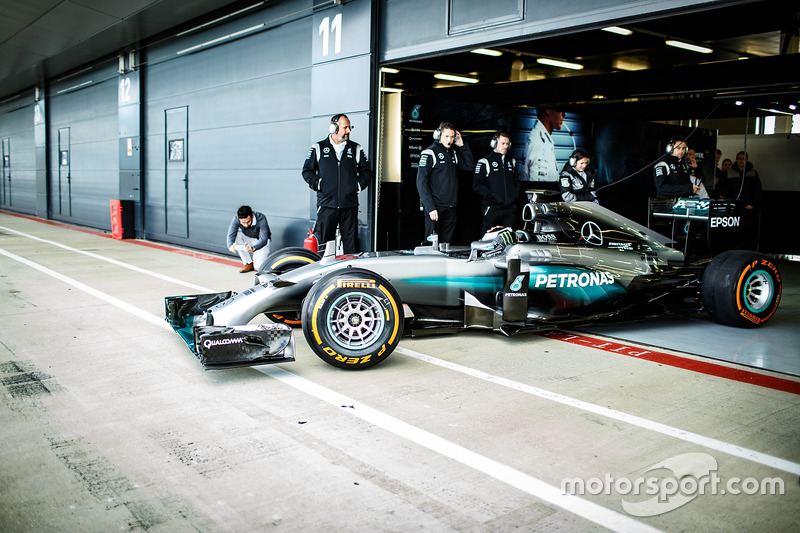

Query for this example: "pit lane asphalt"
[1,211,799,532]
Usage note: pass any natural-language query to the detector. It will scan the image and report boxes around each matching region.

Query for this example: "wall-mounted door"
[165,106,189,238]
[58,127,71,216]
[1,138,9,207]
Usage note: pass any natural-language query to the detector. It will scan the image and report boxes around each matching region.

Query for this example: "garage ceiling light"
[57,80,94,94]
[471,48,502,57]
[177,24,265,54]
[434,73,479,84]
[602,26,632,36]
[613,56,649,71]
[665,39,713,54]
[0,93,21,104]
[758,107,794,116]
[176,2,264,36]
[380,67,399,74]
[536,58,584,70]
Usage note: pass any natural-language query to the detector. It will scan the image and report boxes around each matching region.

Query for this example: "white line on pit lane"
[256,364,662,533]
[0,245,661,533]
[396,346,800,476]
[0,246,172,331]
[0,225,215,293]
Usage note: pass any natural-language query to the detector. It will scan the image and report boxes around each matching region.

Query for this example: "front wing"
[165,293,295,369]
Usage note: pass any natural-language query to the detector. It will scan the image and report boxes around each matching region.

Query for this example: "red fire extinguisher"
[303,225,318,253]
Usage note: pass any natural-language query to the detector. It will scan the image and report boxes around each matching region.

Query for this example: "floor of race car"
[1,210,798,533]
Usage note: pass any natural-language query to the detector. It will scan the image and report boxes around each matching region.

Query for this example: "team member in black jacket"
[474,131,519,234]
[302,114,371,254]
[559,149,597,203]
[717,151,762,209]
[416,122,474,244]
[653,136,701,198]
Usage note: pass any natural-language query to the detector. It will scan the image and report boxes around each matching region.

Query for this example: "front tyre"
[262,247,320,326]
[302,268,403,370]
[701,251,781,328]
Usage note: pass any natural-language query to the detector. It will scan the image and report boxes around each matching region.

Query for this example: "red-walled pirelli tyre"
[701,250,781,328]
[262,247,320,326]
[301,268,403,370]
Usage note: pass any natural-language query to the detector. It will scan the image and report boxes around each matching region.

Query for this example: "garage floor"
[579,258,800,377]
[1,211,798,533]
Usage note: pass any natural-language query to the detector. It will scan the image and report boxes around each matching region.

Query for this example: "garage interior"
[374,0,799,251]
[373,0,800,378]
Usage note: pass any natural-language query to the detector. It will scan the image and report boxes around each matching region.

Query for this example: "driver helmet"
[482,226,516,257]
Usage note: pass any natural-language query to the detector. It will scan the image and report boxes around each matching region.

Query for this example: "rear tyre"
[262,247,320,326]
[701,251,781,328]
[301,268,403,370]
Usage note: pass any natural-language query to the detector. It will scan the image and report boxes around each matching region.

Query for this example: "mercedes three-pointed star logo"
[581,221,603,246]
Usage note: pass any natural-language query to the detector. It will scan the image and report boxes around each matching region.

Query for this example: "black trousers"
[424,206,457,245]
[317,206,358,254]
[481,205,516,235]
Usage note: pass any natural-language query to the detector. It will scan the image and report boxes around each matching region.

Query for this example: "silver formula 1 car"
[165,192,782,370]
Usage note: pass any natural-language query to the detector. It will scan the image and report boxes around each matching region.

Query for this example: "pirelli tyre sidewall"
[262,247,320,326]
[698,250,738,315]
[701,250,781,328]
[301,268,403,370]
